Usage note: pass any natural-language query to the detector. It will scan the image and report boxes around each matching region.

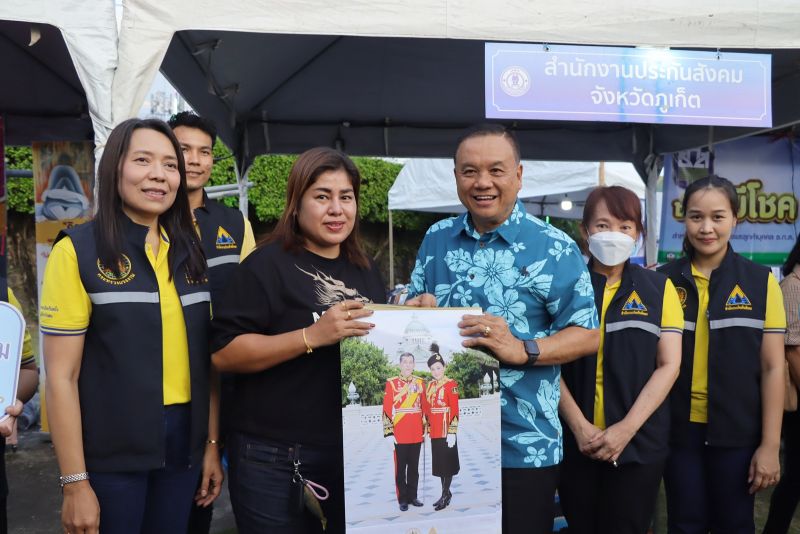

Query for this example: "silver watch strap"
[59,472,89,487]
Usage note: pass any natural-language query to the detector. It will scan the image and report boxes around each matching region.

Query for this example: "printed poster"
[659,136,800,265]
[32,141,94,309]
[341,306,501,534]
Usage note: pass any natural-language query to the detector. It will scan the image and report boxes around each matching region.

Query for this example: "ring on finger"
[483,325,492,337]
[346,310,352,320]
[342,302,348,311]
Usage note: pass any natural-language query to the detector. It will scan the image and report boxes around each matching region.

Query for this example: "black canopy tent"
[159,30,800,177]
[0,20,94,145]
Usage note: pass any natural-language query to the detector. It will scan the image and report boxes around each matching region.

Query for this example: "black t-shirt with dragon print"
[211,240,386,446]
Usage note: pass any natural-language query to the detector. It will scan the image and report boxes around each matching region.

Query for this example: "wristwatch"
[59,472,89,489]
[522,339,540,367]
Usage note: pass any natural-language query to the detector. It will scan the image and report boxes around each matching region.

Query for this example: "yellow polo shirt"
[688,265,786,423]
[7,288,35,366]
[39,232,191,405]
[594,278,684,429]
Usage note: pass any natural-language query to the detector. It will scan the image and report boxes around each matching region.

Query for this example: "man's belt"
[396,407,421,414]
[431,407,449,413]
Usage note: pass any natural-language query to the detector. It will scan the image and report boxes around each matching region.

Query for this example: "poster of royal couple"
[340,306,502,534]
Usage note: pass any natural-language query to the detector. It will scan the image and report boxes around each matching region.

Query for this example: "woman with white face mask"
[559,186,683,534]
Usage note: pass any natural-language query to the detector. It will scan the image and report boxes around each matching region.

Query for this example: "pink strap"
[304,478,330,501]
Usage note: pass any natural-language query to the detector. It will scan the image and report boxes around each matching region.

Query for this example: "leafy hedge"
[209,144,436,230]
[5,146,34,214]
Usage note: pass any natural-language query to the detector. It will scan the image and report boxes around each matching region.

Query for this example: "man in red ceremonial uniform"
[383,353,426,511]
[425,350,460,511]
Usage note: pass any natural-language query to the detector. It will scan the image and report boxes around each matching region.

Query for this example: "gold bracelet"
[206,439,219,445]
[302,328,313,354]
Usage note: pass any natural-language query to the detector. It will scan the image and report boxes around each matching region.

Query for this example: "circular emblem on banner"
[97,255,134,284]
[675,286,688,309]
[500,66,531,97]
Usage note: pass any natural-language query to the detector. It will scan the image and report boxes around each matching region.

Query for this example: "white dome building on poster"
[396,314,436,371]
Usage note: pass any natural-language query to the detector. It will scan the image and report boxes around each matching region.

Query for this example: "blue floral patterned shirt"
[409,200,599,468]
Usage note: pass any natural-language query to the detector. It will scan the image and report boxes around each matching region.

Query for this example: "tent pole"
[388,210,395,288]
[599,161,606,186]
[235,164,249,219]
[645,159,660,267]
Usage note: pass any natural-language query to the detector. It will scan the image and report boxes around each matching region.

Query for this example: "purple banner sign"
[485,43,771,127]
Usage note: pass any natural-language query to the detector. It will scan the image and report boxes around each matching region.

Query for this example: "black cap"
[427,353,445,368]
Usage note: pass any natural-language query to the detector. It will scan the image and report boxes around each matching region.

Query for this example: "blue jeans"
[88,404,200,534]
[227,432,345,534]
[664,423,756,534]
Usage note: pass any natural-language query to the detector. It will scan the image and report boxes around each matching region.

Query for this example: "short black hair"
[454,123,521,164]
[399,353,415,364]
[168,111,217,146]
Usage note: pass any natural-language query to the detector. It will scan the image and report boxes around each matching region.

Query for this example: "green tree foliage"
[340,337,398,407]
[206,143,438,230]
[549,217,583,249]
[6,146,33,169]
[4,146,34,214]
[445,351,487,400]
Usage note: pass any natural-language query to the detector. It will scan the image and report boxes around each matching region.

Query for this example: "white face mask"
[588,231,637,267]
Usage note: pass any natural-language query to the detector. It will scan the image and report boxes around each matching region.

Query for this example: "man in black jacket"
[169,112,255,534]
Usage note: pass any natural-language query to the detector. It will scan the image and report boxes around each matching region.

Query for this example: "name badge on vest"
[0,302,24,421]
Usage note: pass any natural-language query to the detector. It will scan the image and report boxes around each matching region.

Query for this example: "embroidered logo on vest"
[215,227,237,250]
[675,286,688,309]
[724,284,752,311]
[621,290,648,316]
[96,255,135,285]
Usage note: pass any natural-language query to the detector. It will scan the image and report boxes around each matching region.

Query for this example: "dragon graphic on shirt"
[296,266,369,307]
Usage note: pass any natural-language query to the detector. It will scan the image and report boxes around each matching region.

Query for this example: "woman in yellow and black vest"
[659,175,786,533]
[40,119,222,534]
[559,186,683,534]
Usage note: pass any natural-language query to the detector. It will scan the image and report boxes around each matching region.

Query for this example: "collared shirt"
[781,264,800,347]
[7,288,35,365]
[688,263,785,423]
[409,199,599,468]
[40,229,192,404]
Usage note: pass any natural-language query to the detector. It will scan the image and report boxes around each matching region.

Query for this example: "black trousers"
[394,442,422,504]
[664,423,756,534]
[559,447,665,534]
[763,409,800,534]
[502,465,560,534]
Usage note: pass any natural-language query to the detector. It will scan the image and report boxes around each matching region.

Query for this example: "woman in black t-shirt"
[211,147,386,534]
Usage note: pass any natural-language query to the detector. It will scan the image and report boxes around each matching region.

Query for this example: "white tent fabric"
[112,0,800,132]
[388,159,645,219]
[0,0,117,149]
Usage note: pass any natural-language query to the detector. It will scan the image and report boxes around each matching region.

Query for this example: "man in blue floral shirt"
[408,124,599,533]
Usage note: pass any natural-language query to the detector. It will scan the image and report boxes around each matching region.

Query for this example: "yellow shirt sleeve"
[765,273,787,332]
[39,237,92,336]
[661,278,684,334]
[240,217,256,261]
[7,288,35,364]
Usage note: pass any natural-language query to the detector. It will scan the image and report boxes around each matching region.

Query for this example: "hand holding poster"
[341,306,501,534]
[0,302,24,423]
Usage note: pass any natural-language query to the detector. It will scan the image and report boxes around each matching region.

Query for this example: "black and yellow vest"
[58,217,211,472]
[562,262,671,464]
[658,246,768,448]
[194,193,245,304]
